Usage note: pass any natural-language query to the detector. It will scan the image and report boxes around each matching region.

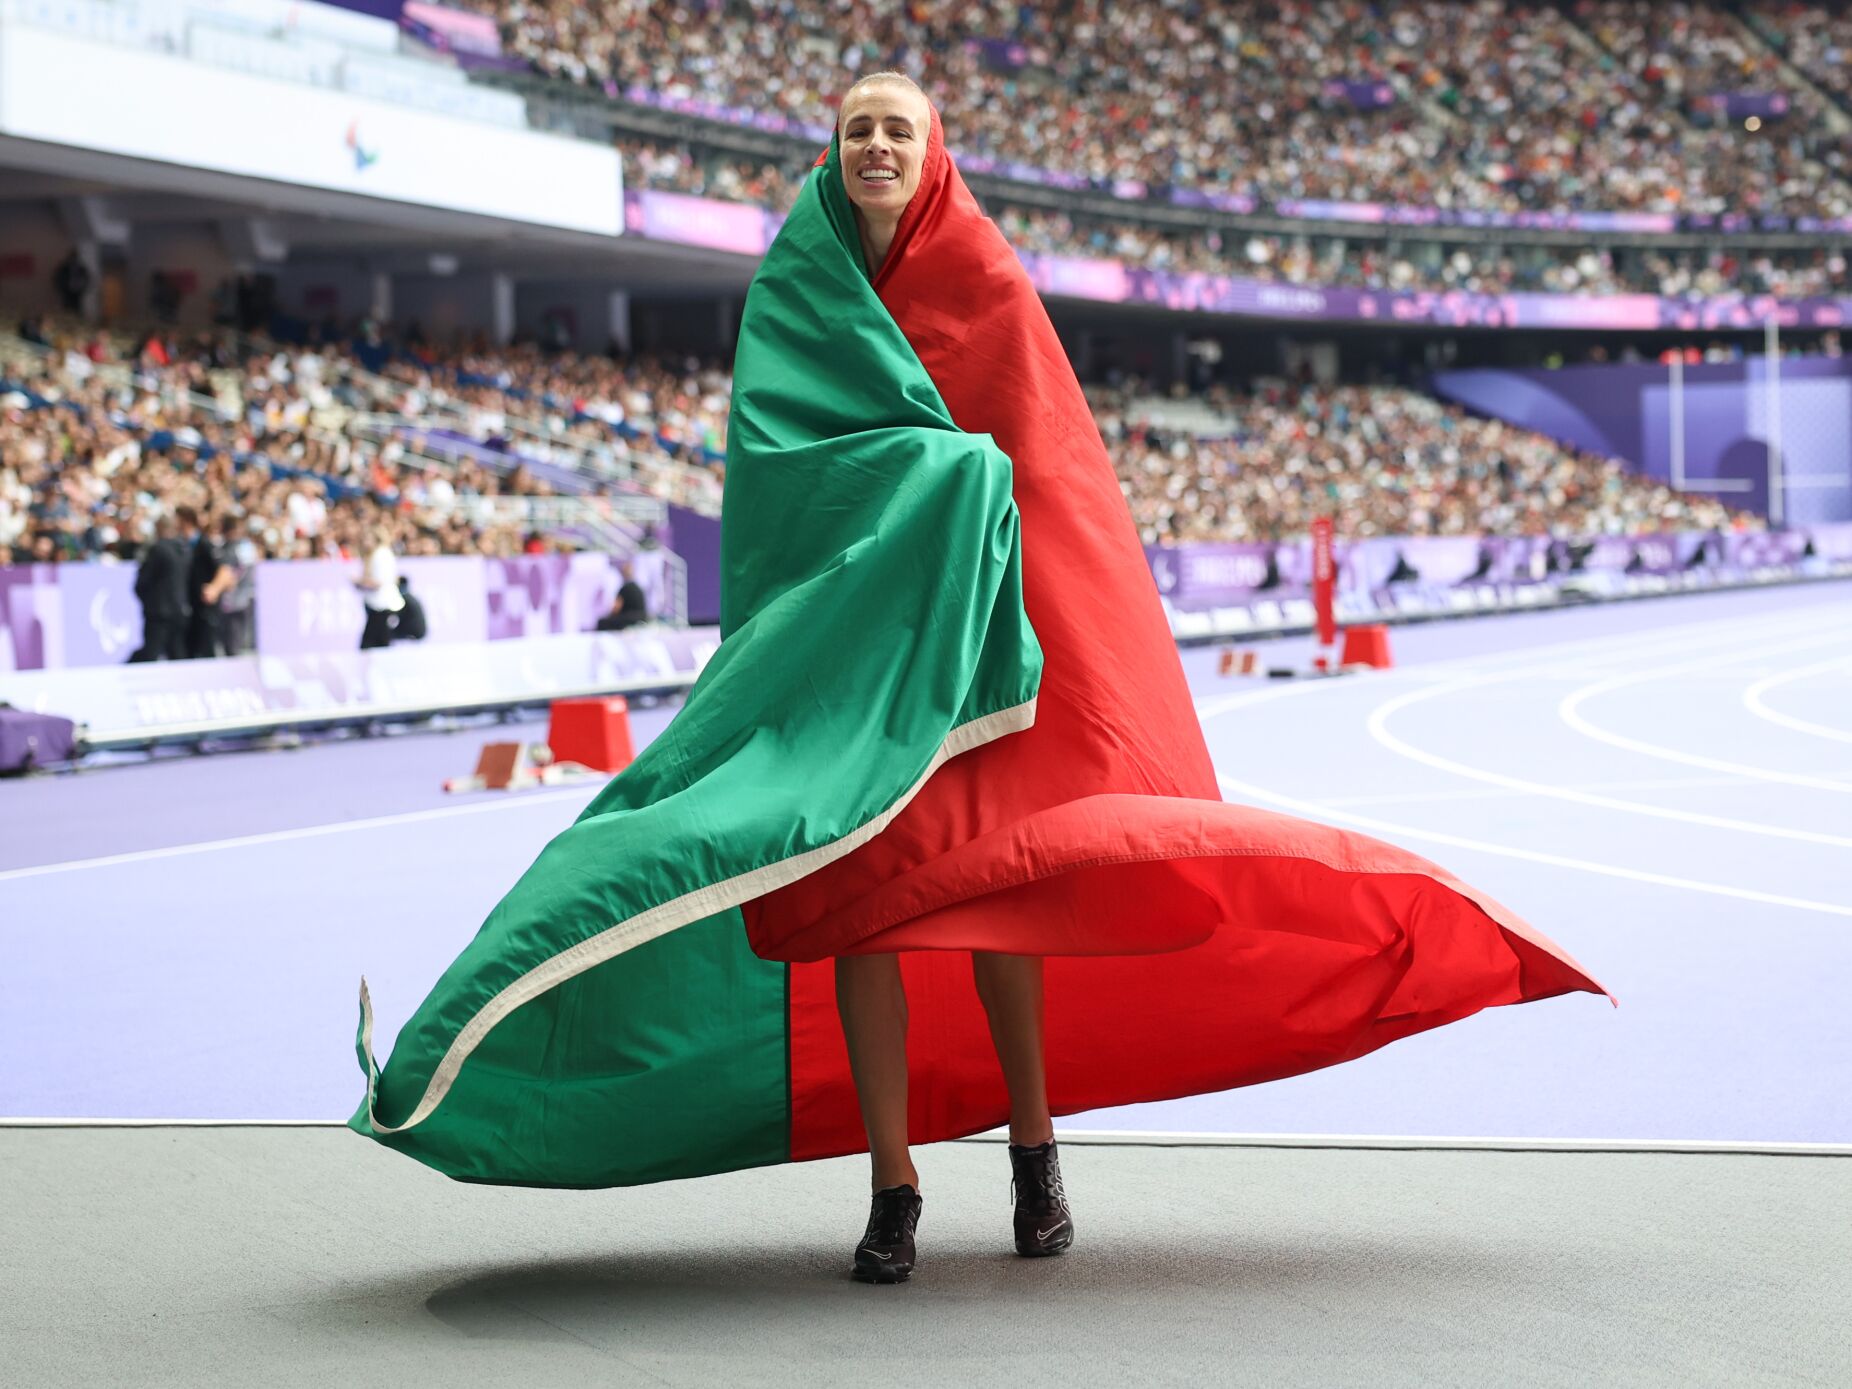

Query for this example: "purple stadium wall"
[0,553,677,673]
[1432,358,1852,524]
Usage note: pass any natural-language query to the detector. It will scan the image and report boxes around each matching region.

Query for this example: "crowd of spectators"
[1575,2,1847,197]
[484,0,1852,219]
[1092,378,1756,546]
[1748,2,1852,114]
[3,308,1759,584]
[0,316,734,577]
[387,334,731,510]
[1584,1,1787,101]
[625,139,799,209]
[0,324,563,572]
[619,137,1852,300]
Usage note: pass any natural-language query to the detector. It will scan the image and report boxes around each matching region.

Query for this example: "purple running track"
[3,582,1848,1144]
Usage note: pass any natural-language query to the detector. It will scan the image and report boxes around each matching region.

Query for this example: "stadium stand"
[0,320,725,566]
[616,136,1851,299]
[484,0,1852,218]
[1749,1,1852,116]
[0,330,540,565]
[1,309,1759,570]
[1093,377,1757,544]
[614,136,1844,300]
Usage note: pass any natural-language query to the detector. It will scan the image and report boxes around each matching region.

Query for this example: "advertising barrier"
[1019,264,1852,333]
[0,628,719,748]
[0,564,142,672]
[623,189,779,257]
[12,524,1849,679]
[400,1,501,57]
[1147,524,1852,640]
[1,554,674,672]
[254,557,490,655]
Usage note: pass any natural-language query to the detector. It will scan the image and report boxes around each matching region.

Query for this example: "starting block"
[1218,627,1396,680]
[546,696,636,773]
[443,741,603,794]
[1217,647,1314,679]
[442,740,570,792]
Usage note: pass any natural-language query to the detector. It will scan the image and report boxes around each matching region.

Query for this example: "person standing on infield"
[356,527,404,651]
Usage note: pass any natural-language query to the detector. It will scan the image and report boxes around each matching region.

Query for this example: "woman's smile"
[839,78,929,222]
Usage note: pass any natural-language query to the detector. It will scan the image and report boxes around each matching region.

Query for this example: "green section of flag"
[349,147,1041,1189]
[359,910,788,1188]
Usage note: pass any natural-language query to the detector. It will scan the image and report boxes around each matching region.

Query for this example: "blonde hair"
[839,70,926,126]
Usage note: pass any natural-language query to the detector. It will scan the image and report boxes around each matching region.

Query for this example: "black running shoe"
[852,1184,922,1283]
[1009,1139,1074,1257]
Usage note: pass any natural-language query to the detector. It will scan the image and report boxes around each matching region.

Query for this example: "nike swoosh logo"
[865,1251,892,1260]
[1036,1223,1067,1241]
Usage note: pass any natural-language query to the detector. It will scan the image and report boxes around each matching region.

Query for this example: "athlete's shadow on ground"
[410,1232,1497,1348]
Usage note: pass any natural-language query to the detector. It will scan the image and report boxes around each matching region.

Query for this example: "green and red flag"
[351,108,1604,1188]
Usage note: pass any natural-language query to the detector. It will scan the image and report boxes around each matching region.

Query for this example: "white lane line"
[0,1118,341,1126]
[1196,608,1827,729]
[1025,1130,1852,1157]
[5,603,1837,883]
[1212,770,1852,918]
[1613,667,1847,681]
[1194,617,1852,914]
[0,786,606,886]
[1320,773,1758,809]
[1365,636,1852,849]
[1559,633,1852,793]
[1742,657,1852,746]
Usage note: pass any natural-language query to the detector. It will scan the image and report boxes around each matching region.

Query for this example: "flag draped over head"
[349,99,1605,1189]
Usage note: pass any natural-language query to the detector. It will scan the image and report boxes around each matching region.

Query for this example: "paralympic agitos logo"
[345,121,381,172]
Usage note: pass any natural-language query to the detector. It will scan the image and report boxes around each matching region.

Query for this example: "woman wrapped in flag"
[351,72,1604,1284]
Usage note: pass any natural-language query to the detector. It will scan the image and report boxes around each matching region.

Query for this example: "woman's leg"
[835,953,919,1191]
[975,952,1073,1256]
[971,952,1054,1146]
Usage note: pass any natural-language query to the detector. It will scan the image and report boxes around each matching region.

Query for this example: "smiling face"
[838,80,930,220]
